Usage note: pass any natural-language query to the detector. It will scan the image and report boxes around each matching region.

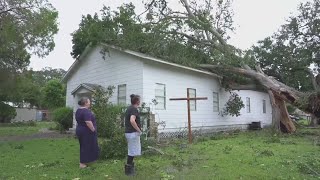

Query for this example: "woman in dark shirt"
[124,94,142,176]
[75,97,99,168]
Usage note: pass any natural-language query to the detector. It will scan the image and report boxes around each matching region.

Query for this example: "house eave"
[61,43,222,83]
[61,43,93,83]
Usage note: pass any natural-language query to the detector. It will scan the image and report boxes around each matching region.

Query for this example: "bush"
[0,102,16,123]
[99,129,127,160]
[52,107,73,131]
[99,132,156,160]
[91,86,125,138]
[94,105,123,138]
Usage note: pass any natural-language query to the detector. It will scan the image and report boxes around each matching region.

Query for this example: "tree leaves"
[0,0,59,107]
[252,0,320,92]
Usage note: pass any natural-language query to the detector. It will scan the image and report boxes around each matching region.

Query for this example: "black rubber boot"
[132,162,135,175]
[125,164,135,176]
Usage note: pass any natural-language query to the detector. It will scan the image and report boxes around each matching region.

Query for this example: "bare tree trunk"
[276,96,296,133]
[268,90,280,131]
[268,90,296,132]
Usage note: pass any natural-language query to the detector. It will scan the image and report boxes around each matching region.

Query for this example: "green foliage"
[91,86,124,138]
[99,131,127,159]
[71,3,213,67]
[95,105,123,138]
[220,92,244,117]
[90,85,127,159]
[31,67,66,87]
[252,0,320,92]
[286,104,296,114]
[0,102,16,123]
[42,80,66,110]
[52,107,73,131]
[0,0,58,104]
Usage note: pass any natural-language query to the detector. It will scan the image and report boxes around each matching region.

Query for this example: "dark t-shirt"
[125,105,141,133]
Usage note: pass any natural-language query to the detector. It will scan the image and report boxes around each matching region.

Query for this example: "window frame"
[262,99,266,114]
[117,84,127,105]
[246,97,251,113]
[188,88,197,111]
[213,92,219,112]
[155,83,166,110]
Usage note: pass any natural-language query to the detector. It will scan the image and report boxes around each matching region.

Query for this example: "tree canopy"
[0,0,59,109]
[0,0,58,99]
[252,0,320,92]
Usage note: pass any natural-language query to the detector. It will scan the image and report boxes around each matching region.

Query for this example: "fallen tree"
[144,0,320,132]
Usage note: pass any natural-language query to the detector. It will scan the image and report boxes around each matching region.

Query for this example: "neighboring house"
[62,44,272,135]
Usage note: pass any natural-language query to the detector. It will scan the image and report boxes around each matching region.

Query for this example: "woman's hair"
[130,94,140,105]
[78,97,89,106]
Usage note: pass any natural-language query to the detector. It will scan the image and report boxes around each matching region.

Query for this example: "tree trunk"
[276,96,296,133]
[268,90,280,131]
[269,90,296,133]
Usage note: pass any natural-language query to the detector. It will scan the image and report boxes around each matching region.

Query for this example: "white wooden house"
[62,44,272,136]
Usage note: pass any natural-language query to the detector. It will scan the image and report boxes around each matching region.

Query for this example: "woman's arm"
[85,121,95,132]
[130,115,142,133]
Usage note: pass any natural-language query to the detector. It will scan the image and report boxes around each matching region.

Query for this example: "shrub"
[99,129,127,159]
[91,86,125,138]
[0,102,16,123]
[99,131,157,160]
[94,105,123,138]
[52,107,73,131]
[220,92,245,117]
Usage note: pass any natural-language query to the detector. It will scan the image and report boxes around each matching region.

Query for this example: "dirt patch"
[0,129,75,142]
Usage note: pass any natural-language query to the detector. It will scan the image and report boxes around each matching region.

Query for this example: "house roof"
[61,44,221,82]
[71,83,101,95]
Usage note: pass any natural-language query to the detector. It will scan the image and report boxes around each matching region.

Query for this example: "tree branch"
[308,69,319,90]
[179,0,228,48]
[0,5,34,15]
[228,84,259,91]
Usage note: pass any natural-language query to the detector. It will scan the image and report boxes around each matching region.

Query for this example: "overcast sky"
[29,0,306,71]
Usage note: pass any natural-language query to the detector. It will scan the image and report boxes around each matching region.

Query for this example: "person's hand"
[137,131,142,136]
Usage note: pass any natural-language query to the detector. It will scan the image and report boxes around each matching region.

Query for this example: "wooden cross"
[169,88,208,144]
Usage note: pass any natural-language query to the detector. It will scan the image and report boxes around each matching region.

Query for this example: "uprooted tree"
[142,0,320,133]
[71,0,319,133]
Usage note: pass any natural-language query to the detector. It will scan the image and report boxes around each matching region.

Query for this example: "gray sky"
[29,0,305,71]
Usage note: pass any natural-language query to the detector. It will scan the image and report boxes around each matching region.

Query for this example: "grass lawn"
[0,122,56,137]
[0,126,319,179]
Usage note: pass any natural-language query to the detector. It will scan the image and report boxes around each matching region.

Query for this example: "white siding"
[65,46,272,131]
[65,47,144,128]
[142,61,272,132]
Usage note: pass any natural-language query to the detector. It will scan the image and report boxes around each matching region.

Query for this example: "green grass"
[0,122,55,136]
[0,128,319,179]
